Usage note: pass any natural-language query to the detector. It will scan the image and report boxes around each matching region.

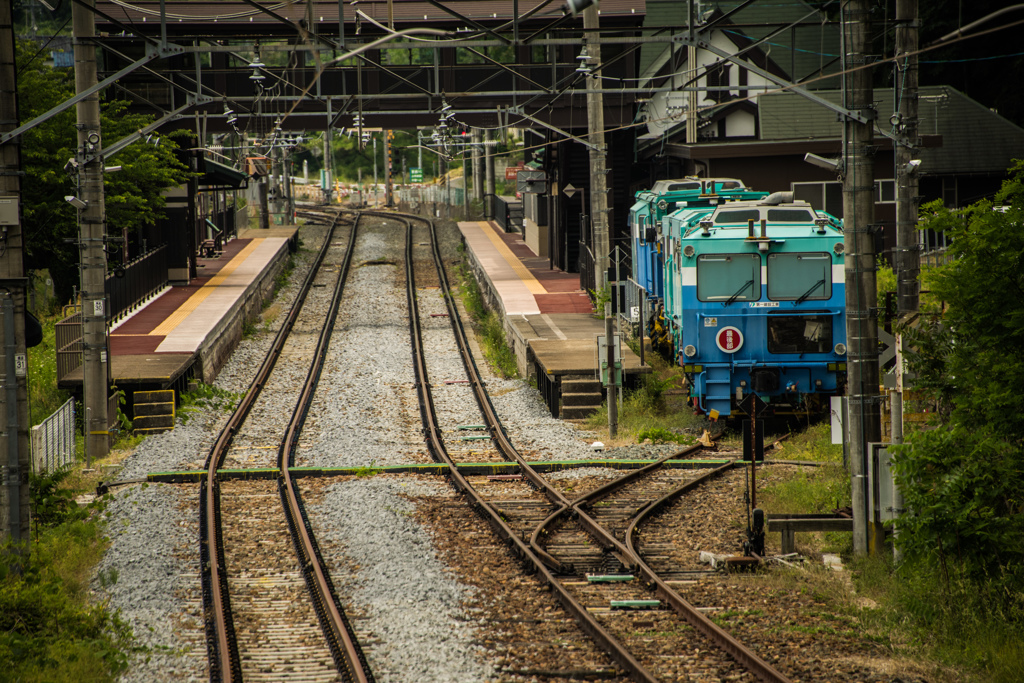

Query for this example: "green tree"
[16,39,192,304]
[891,160,1024,597]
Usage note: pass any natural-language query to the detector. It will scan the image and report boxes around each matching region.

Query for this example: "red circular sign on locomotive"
[715,326,743,353]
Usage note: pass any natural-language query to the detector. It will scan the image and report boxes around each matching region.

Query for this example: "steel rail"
[392,205,790,682]
[277,209,372,683]
[199,207,358,682]
[528,443,709,570]
[623,464,794,683]
[362,209,659,683]
[529,431,794,683]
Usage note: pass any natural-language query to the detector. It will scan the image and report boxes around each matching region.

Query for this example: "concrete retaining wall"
[458,233,536,379]
[196,236,293,383]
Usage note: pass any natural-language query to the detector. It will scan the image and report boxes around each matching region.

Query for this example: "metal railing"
[578,241,596,294]
[106,244,168,324]
[619,278,649,332]
[55,309,83,383]
[30,398,76,474]
[492,196,523,232]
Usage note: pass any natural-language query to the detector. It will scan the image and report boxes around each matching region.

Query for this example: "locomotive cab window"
[697,254,760,303]
[714,209,760,225]
[767,314,833,354]
[767,252,831,302]
[765,209,813,223]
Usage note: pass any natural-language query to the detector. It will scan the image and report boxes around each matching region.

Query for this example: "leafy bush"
[30,467,89,531]
[890,162,1024,600]
[0,508,132,682]
[178,382,245,424]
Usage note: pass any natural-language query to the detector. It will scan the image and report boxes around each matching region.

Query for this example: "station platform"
[59,227,298,414]
[458,220,649,417]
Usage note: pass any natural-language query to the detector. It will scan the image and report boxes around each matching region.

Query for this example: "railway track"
[193,205,804,682]
[382,207,794,683]
[200,207,371,682]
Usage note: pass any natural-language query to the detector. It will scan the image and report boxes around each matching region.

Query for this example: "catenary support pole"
[484,129,496,219]
[73,0,110,467]
[584,7,609,289]
[895,0,920,317]
[472,130,484,204]
[842,0,882,555]
[0,0,31,548]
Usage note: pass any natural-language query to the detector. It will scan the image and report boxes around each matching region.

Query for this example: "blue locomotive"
[653,191,847,418]
[629,177,767,300]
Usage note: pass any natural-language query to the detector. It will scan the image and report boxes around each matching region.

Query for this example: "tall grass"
[0,472,133,682]
[27,312,71,428]
[757,426,848,509]
[855,554,1024,683]
[453,259,518,378]
[585,363,703,441]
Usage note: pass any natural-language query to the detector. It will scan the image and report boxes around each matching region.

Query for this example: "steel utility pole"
[584,6,610,288]
[73,0,110,466]
[842,0,882,555]
[0,0,31,546]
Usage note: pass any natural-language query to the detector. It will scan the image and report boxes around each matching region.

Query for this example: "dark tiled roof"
[758,85,1024,174]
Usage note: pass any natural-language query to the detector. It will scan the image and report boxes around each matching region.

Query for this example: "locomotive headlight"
[833,242,845,255]
[834,342,847,356]
[657,199,668,211]
[683,245,695,257]
[684,344,696,357]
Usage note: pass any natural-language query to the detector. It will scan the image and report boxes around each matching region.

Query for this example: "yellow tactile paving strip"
[475,221,548,295]
[149,239,264,336]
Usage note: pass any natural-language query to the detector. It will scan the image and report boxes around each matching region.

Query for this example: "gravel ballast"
[95,216,670,683]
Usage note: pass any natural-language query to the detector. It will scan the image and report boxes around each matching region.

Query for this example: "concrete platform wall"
[458,233,536,379]
[196,236,293,383]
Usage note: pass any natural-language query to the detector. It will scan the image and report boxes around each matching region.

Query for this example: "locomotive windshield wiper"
[723,279,754,307]
[795,279,826,305]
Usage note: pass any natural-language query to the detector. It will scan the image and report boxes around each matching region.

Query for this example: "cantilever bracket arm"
[510,107,604,154]
[99,99,207,162]
[1,43,183,145]
[424,0,511,45]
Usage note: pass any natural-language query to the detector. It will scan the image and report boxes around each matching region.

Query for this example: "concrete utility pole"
[0,0,32,546]
[484,129,496,218]
[584,6,610,288]
[73,0,110,466]
[842,0,882,555]
[471,130,484,204]
[322,124,333,204]
[895,0,920,317]
[891,0,919,563]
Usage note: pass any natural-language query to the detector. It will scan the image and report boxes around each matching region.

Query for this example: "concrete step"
[562,379,602,394]
[562,392,603,407]
[134,414,175,431]
[134,389,174,404]
[561,405,600,419]
[134,401,175,417]
[134,426,173,436]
